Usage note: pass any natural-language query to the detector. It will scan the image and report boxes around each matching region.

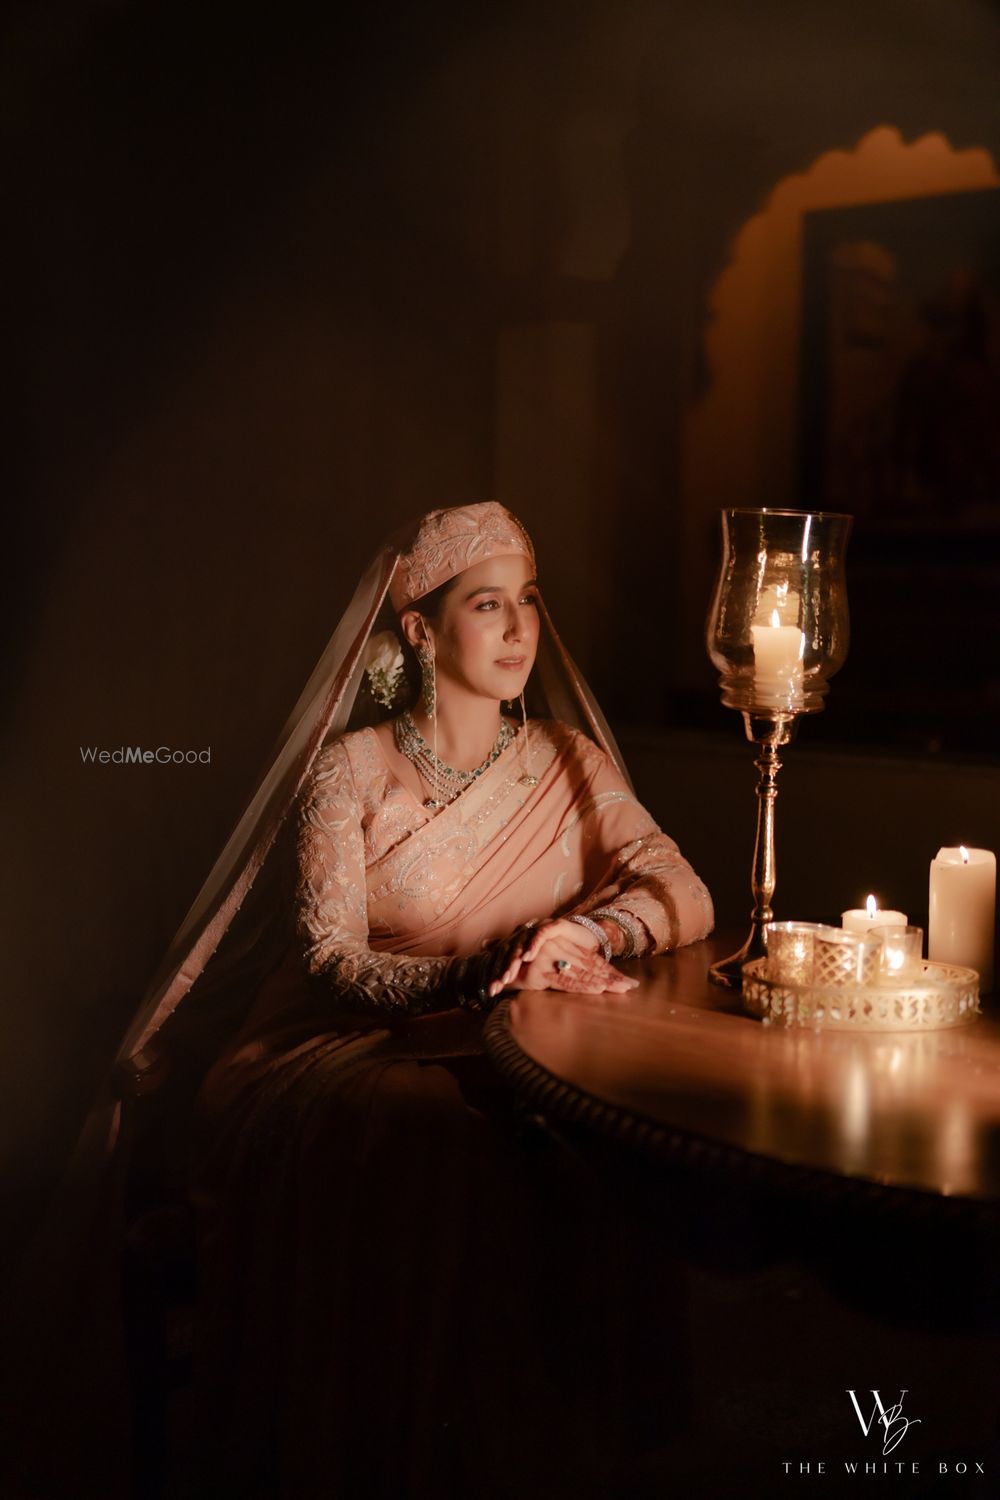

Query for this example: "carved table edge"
[482,999,1000,1231]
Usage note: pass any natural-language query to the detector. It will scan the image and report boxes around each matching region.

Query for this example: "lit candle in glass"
[879,926,924,982]
[750,609,805,706]
[929,846,996,992]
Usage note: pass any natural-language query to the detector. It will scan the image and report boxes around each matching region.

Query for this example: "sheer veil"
[116,543,397,1081]
[4,504,632,1500]
[115,511,631,1091]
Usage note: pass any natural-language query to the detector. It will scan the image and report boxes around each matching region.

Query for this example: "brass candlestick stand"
[711,712,796,987]
[706,509,852,990]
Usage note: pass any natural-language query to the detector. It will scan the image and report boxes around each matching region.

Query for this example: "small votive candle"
[815,928,882,987]
[878,925,924,983]
[842,895,908,935]
[765,921,831,985]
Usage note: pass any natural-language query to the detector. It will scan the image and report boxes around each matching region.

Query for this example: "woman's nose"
[503,610,522,641]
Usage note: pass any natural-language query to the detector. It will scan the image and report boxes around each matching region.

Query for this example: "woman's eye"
[474,594,536,611]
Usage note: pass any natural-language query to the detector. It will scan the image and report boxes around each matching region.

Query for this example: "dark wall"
[5,0,999,1243]
[622,727,1000,946]
[5,1,504,1234]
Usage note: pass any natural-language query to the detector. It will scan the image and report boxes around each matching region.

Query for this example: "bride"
[179,502,713,1498]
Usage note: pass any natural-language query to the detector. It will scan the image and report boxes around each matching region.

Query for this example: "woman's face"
[423,553,540,703]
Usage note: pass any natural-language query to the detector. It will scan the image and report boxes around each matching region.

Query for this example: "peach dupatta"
[363,720,661,960]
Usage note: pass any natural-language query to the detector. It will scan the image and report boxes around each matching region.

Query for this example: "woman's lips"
[495,656,526,669]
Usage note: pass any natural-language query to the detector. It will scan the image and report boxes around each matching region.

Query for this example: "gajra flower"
[364,630,405,708]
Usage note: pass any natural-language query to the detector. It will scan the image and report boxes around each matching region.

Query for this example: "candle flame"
[960,845,970,864]
[865,894,878,919]
[770,609,780,628]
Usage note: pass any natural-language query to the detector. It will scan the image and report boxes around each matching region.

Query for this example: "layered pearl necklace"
[394,710,515,809]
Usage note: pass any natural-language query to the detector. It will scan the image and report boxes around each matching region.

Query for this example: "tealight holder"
[742,946,980,1031]
[879,925,924,982]
[815,928,884,987]
[766,922,883,988]
[765,921,827,985]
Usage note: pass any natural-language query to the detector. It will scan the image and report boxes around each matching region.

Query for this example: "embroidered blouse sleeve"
[295,743,487,1014]
[602,826,714,954]
[567,733,714,954]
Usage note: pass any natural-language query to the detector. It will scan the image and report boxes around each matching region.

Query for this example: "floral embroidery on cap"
[389,502,535,612]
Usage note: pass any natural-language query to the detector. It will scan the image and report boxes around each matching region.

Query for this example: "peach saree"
[203,715,712,1056]
[7,503,711,1500]
[190,716,712,1500]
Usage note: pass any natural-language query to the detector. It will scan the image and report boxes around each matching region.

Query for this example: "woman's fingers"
[520,922,561,963]
[511,953,638,995]
[523,927,597,967]
[490,961,522,997]
[552,973,635,995]
[571,962,637,993]
[492,926,540,990]
[544,946,635,988]
[493,920,637,998]
[521,918,599,963]
[568,953,638,990]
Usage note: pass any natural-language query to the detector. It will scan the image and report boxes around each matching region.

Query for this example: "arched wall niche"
[677,125,999,689]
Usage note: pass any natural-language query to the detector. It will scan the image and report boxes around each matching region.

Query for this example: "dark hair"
[387,576,459,712]
[405,575,458,623]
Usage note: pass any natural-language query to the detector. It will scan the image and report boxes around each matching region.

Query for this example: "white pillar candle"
[841,894,907,935]
[750,609,805,704]
[929,846,996,992]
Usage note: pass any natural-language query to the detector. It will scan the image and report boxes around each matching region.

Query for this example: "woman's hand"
[488,918,638,997]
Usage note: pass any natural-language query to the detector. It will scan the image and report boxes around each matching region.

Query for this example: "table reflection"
[496,936,1000,1203]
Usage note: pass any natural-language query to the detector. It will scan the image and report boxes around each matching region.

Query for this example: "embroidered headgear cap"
[389,501,536,612]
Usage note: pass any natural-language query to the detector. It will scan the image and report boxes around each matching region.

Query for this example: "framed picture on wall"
[800,184,1000,525]
[798,185,1000,754]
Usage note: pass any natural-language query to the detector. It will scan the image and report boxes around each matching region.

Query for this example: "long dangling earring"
[417,644,436,721]
[518,689,538,788]
[416,639,442,777]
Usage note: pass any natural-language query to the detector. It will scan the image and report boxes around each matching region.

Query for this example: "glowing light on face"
[429,553,541,702]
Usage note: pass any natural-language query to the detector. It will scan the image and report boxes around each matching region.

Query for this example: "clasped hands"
[487,918,639,999]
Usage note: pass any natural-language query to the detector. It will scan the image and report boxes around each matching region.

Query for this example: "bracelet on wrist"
[588,907,646,960]
[567,913,613,962]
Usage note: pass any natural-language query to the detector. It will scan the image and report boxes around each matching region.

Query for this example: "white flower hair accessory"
[364,630,406,709]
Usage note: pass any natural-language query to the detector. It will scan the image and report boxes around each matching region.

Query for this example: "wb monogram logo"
[847,1390,923,1455]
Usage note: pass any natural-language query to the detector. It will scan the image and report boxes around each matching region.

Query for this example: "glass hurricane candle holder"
[706,508,853,988]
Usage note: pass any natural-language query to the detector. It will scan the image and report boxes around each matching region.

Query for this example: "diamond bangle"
[567,913,612,962]
[589,907,646,960]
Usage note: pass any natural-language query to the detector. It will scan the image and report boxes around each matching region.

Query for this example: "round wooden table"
[483,933,1000,1217]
